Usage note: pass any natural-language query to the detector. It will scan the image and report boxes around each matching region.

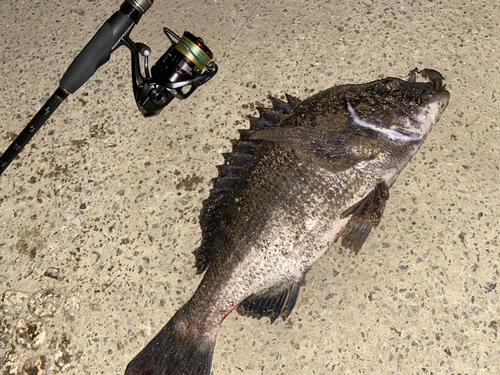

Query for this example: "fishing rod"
[0,0,218,177]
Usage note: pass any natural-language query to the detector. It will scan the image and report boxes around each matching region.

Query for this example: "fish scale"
[125,69,450,375]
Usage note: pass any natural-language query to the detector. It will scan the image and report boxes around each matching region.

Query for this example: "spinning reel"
[124,28,218,117]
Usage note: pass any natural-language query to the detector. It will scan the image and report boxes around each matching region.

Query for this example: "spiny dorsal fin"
[339,182,389,254]
[236,281,302,324]
[256,107,285,124]
[194,95,303,274]
[285,94,301,109]
[268,96,291,114]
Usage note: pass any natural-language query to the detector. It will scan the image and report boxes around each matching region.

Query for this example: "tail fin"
[124,312,217,375]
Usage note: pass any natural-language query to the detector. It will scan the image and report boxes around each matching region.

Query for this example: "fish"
[124,68,450,375]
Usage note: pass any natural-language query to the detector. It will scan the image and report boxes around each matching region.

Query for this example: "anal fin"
[237,281,302,324]
[339,182,389,254]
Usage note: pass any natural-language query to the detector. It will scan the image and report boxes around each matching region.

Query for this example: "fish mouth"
[391,69,450,123]
[388,69,451,135]
[392,87,450,123]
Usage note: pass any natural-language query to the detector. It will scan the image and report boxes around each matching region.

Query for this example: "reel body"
[126,28,218,117]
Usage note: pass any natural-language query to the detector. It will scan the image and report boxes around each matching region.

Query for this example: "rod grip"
[60,11,134,94]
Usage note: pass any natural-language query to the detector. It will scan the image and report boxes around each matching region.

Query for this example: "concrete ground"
[1,0,499,374]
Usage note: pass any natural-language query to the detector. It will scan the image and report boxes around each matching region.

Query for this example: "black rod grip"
[0,87,69,176]
[60,11,135,94]
[60,0,153,93]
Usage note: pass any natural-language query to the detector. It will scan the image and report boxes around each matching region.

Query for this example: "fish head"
[346,69,450,142]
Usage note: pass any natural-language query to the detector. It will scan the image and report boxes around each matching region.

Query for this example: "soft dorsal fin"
[339,182,389,254]
[194,95,302,274]
[237,281,302,324]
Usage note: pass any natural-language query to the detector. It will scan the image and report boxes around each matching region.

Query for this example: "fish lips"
[383,79,450,136]
[395,88,450,141]
[391,87,450,141]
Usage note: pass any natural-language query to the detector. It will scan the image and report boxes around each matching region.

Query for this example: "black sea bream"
[125,69,450,375]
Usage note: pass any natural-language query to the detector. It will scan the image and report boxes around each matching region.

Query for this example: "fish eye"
[386,80,400,90]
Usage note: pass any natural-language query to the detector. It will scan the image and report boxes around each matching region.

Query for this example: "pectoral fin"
[339,182,389,254]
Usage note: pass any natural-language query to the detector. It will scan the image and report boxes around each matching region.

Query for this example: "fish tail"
[124,309,217,375]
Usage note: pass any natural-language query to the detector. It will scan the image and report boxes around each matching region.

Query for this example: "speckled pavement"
[1,0,499,374]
